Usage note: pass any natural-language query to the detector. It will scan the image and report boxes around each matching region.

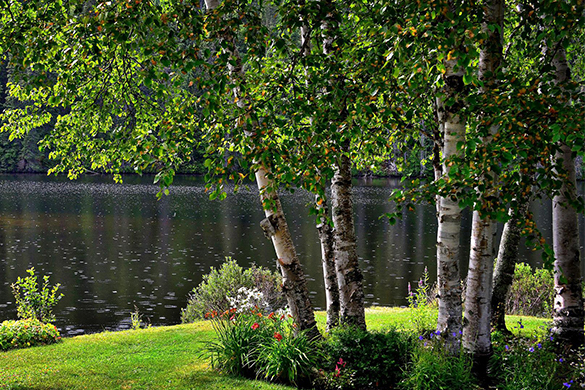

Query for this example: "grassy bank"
[0,308,549,390]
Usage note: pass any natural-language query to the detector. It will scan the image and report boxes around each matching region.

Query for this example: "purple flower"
[419,335,424,341]
[559,358,565,363]
[537,343,542,349]
[563,380,574,388]
[550,336,554,341]
[517,320,524,329]
[452,332,457,337]
[505,345,509,351]
[528,347,534,352]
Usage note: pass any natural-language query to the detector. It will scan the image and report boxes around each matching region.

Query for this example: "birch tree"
[491,203,529,333]
[434,3,466,355]
[549,44,584,349]
[320,0,365,329]
[462,0,504,369]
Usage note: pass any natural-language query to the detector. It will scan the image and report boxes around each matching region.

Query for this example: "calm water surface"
[0,174,582,335]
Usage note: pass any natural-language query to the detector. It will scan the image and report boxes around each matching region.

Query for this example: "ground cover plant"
[0,268,64,352]
[0,319,61,351]
[0,309,577,390]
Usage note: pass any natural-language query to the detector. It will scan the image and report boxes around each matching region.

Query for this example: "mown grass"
[0,308,549,390]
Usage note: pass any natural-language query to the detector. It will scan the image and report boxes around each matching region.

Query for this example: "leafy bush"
[506,262,554,317]
[314,357,356,390]
[181,258,286,323]
[206,308,321,386]
[322,325,414,389]
[407,267,438,336]
[0,318,62,351]
[490,332,568,390]
[11,268,63,323]
[399,337,478,390]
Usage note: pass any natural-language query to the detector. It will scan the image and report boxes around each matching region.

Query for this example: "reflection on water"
[0,174,582,335]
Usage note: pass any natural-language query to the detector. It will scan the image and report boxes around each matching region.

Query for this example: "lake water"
[0,174,581,335]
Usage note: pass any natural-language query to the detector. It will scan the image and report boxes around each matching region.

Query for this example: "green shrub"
[11,267,63,323]
[506,263,554,317]
[407,267,438,336]
[399,339,479,390]
[490,332,567,390]
[0,318,62,351]
[181,258,286,323]
[322,325,415,389]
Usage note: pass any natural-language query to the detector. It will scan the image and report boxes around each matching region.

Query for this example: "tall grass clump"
[490,331,571,390]
[399,334,478,390]
[407,267,438,336]
[205,308,322,386]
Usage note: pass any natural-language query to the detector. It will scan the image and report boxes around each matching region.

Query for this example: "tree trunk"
[316,194,340,331]
[256,170,320,339]
[463,0,504,373]
[331,149,366,329]
[204,0,319,339]
[435,58,465,355]
[320,0,366,329]
[491,203,528,333]
[550,45,584,349]
[301,13,340,331]
[552,144,584,348]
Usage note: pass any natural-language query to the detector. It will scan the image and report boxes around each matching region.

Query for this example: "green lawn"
[0,308,549,390]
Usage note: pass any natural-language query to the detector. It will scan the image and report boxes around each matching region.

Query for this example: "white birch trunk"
[463,0,503,368]
[301,16,340,330]
[331,149,366,329]
[204,0,319,339]
[550,46,584,348]
[321,0,365,329]
[435,59,465,355]
[316,195,340,330]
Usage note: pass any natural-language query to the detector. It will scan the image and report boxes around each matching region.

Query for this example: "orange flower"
[274,332,283,341]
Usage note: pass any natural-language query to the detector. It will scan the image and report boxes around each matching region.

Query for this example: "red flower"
[268,312,275,320]
[274,332,283,341]
[251,322,260,330]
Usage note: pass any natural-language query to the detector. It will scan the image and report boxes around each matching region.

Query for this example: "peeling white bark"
[331,151,366,329]
[205,0,319,339]
[463,0,503,367]
[550,46,584,348]
[435,43,465,355]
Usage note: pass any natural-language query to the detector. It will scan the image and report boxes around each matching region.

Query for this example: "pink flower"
[251,322,260,330]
